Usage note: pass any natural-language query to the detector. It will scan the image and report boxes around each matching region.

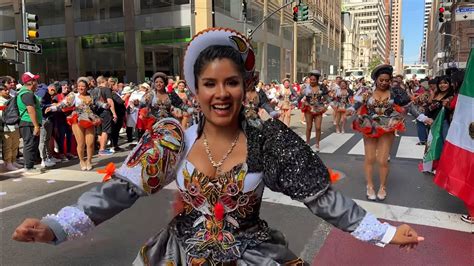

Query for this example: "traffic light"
[242,0,247,19]
[438,7,445,23]
[299,3,309,21]
[26,13,39,39]
[293,6,299,22]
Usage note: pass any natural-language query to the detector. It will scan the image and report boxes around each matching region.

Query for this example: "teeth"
[213,104,230,109]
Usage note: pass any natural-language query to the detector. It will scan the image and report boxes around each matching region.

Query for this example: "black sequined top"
[171,119,332,261]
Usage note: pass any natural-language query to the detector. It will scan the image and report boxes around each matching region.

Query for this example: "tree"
[367,55,383,75]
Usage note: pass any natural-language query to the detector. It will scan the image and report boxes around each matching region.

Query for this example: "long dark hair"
[435,76,454,98]
[450,70,464,94]
[194,45,247,137]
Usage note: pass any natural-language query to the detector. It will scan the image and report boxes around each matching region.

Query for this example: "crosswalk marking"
[319,133,354,153]
[261,189,471,233]
[396,136,425,159]
[12,173,470,233]
[298,132,316,141]
[300,133,424,160]
[348,139,365,155]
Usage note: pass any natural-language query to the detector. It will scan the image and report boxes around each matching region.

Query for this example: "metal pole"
[242,0,247,36]
[211,0,215,27]
[293,21,297,81]
[441,33,460,67]
[457,40,460,67]
[22,0,29,72]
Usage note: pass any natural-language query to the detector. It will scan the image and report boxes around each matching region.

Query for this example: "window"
[26,0,65,25]
[470,37,474,49]
[137,0,189,15]
[0,5,15,31]
[215,0,231,14]
[74,0,123,21]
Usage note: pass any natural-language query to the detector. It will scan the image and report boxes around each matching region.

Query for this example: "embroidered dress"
[301,85,328,115]
[351,87,407,138]
[334,89,352,113]
[41,118,396,265]
[278,87,297,111]
[58,93,100,129]
[142,90,190,121]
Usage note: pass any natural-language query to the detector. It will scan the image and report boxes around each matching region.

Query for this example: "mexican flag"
[434,48,474,207]
[419,108,446,173]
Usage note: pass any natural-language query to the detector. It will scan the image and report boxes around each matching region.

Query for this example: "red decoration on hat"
[245,49,255,71]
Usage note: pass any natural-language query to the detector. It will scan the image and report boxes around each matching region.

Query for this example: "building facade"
[390,0,402,74]
[311,0,342,78]
[426,0,474,76]
[421,0,432,63]
[0,0,340,83]
[384,0,392,64]
[341,11,360,72]
[342,0,388,73]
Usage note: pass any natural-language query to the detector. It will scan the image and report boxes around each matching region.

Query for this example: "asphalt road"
[0,110,471,265]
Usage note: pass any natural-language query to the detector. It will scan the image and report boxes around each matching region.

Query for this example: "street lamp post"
[441,33,460,69]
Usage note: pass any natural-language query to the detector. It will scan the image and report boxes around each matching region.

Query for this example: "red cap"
[21,72,40,83]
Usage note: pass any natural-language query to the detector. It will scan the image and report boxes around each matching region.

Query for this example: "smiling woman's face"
[195,58,244,128]
[376,73,391,91]
[438,80,450,92]
[154,77,165,91]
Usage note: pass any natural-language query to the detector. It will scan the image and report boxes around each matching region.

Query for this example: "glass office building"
[1,0,338,83]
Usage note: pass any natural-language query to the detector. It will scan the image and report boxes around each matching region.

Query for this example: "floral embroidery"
[179,163,260,261]
[126,120,183,194]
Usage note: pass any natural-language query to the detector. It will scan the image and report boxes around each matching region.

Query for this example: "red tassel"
[214,202,224,221]
[97,162,116,182]
[328,168,341,184]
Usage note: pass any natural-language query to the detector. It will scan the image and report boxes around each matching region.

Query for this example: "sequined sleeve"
[350,213,397,247]
[41,177,144,244]
[391,87,411,106]
[261,119,331,200]
[261,119,371,233]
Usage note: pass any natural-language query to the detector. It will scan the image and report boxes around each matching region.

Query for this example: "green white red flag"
[434,48,474,206]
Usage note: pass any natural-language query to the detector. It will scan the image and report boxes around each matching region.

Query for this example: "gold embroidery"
[180,163,258,260]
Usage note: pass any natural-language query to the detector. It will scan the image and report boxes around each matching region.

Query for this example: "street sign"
[455,6,474,21]
[17,41,42,54]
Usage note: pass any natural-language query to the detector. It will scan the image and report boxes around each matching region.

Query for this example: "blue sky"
[402,0,425,64]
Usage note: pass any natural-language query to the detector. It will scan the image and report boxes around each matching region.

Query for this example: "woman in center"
[13,28,422,265]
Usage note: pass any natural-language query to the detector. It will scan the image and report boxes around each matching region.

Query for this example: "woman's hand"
[425,118,433,126]
[12,218,55,243]
[346,108,355,116]
[442,98,451,108]
[390,224,424,251]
